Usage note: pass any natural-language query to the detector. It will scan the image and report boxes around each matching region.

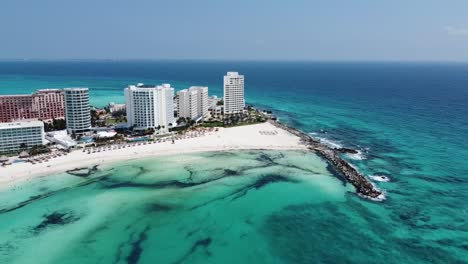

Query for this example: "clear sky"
[1,0,468,61]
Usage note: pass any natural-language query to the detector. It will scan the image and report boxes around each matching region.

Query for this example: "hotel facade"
[125,84,175,130]
[223,72,245,114]
[64,88,91,135]
[177,86,209,121]
[0,121,45,154]
[0,89,65,122]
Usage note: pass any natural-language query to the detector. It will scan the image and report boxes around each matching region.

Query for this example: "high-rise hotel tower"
[223,72,245,114]
[64,88,91,135]
[125,83,175,130]
[177,86,209,120]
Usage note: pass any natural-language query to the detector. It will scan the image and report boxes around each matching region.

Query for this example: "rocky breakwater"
[269,120,385,201]
[316,148,384,201]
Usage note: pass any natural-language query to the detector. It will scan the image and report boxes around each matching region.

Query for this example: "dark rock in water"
[223,169,238,176]
[147,203,172,213]
[126,227,150,264]
[256,153,275,164]
[174,238,213,264]
[460,244,468,251]
[326,164,347,186]
[253,174,295,189]
[193,238,212,249]
[66,165,99,177]
[335,147,359,154]
[34,211,79,232]
[229,174,298,202]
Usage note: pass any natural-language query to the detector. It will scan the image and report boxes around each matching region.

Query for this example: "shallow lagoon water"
[0,151,353,264]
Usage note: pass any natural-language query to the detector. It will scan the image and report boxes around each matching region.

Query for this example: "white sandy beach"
[0,122,306,190]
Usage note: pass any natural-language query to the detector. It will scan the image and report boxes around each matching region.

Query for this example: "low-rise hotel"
[108,102,126,113]
[0,89,65,122]
[223,72,245,114]
[125,83,175,130]
[0,121,45,154]
[177,86,209,121]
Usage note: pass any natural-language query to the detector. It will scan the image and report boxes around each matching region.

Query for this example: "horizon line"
[0,58,468,64]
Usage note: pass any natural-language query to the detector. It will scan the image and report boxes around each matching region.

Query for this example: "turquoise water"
[0,151,351,263]
[1,61,468,263]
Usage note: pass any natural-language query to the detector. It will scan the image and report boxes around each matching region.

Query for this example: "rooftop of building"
[136,84,157,88]
[127,83,173,90]
[189,86,208,91]
[0,120,44,129]
[0,88,65,98]
[226,72,242,77]
[63,87,89,91]
[35,89,64,93]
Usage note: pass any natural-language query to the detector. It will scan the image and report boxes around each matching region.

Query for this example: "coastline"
[1,120,384,201]
[269,120,385,201]
[0,122,307,191]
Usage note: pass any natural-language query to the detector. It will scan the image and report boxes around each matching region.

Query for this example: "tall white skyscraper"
[177,86,209,121]
[223,72,245,114]
[125,83,175,130]
[64,88,91,135]
[178,89,199,120]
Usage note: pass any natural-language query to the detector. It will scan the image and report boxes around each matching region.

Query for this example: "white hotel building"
[64,88,91,135]
[223,72,245,114]
[0,121,45,154]
[125,83,175,130]
[177,86,209,121]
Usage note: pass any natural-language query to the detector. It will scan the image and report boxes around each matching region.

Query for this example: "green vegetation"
[223,110,267,127]
[216,100,224,106]
[201,121,224,128]
[227,120,265,127]
[29,145,51,156]
[91,109,99,127]
[109,109,127,124]
[105,118,120,125]
[44,119,66,132]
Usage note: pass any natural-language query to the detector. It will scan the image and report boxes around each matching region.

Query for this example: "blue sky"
[1,0,468,61]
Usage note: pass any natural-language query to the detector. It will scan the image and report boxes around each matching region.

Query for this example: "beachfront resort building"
[223,72,245,114]
[0,121,45,154]
[177,86,209,121]
[64,88,91,135]
[0,89,65,122]
[125,83,175,130]
[108,102,126,113]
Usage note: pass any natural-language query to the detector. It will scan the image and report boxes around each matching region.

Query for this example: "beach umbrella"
[0,156,8,162]
[19,151,30,158]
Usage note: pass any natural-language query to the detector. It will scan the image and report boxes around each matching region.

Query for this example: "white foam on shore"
[366,192,387,202]
[312,135,343,149]
[346,150,367,160]
[370,175,391,182]
[358,182,387,202]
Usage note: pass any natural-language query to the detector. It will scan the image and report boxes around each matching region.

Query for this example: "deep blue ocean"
[1,61,468,263]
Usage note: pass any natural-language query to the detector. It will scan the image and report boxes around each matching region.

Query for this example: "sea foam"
[312,135,343,149]
[370,175,391,182]
[346,150,367,160]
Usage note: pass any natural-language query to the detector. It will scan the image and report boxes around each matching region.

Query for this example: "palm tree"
[19,142,27,150]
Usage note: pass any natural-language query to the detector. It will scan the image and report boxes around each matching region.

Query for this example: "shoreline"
[0,122,307,191]
[1,120,384,201]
